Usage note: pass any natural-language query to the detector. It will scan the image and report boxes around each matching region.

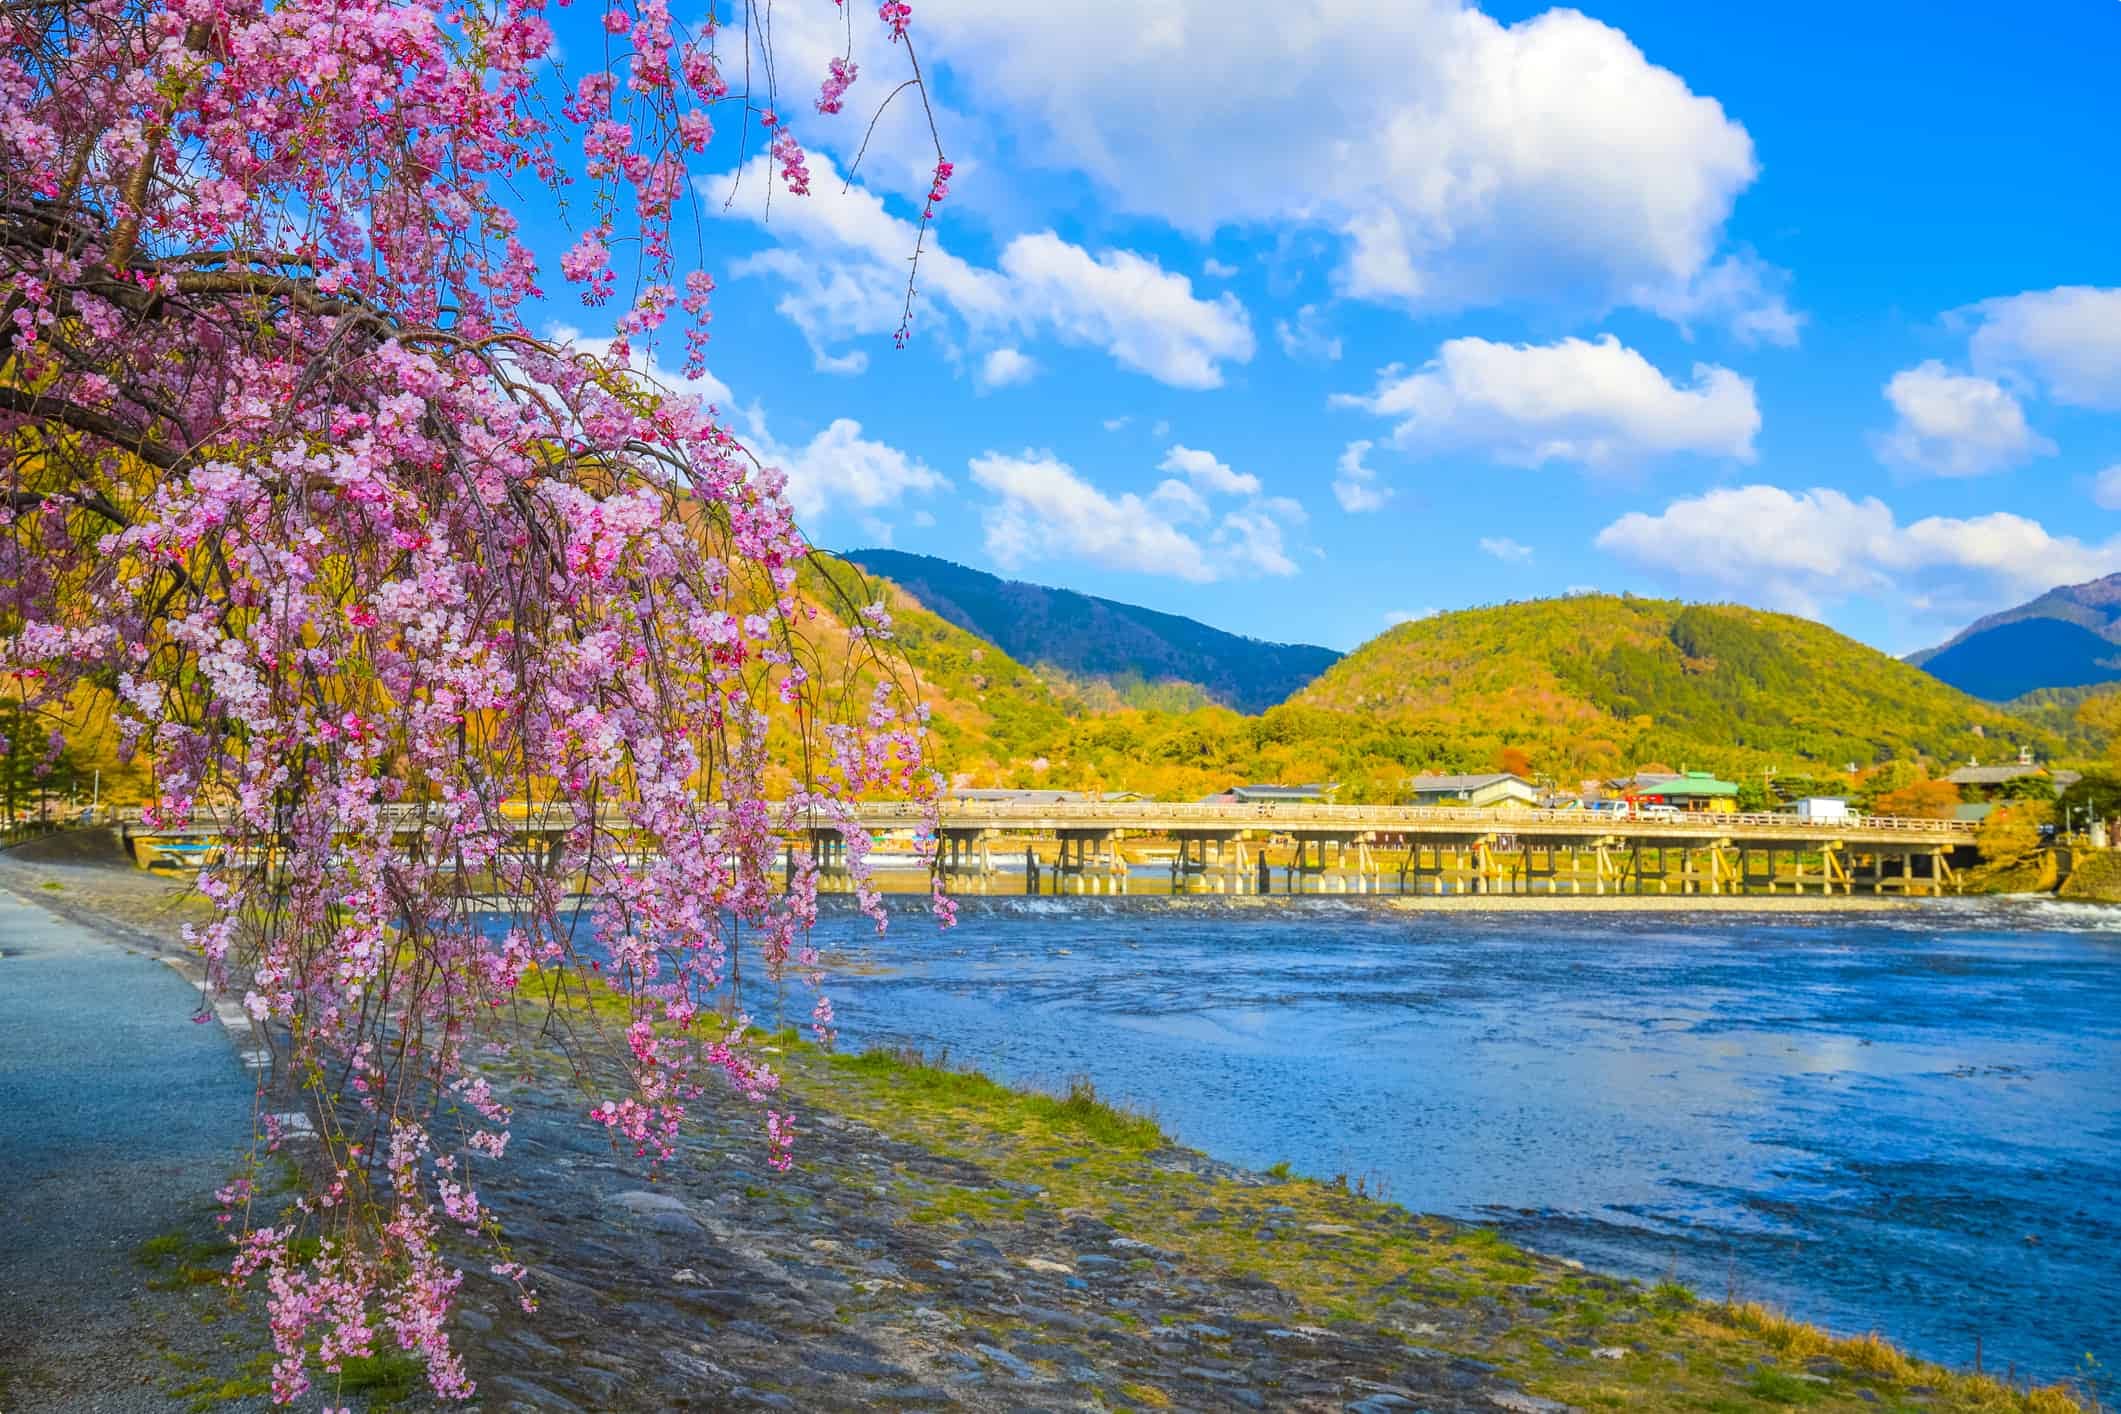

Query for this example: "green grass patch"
[1745,1365,1826,1405]
[327,1350,425,1404]
[829,1045,1165,1152]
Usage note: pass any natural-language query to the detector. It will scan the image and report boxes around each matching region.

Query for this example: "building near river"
[1946,748,2074,800]
[1402,773,1539,810]
[1221,783,1340,805]
[1630,770,1741,814]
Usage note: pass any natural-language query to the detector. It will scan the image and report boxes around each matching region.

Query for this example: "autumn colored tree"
[1870,778,1961,820]
[1,0,951,1402]
[1496,744,1534,778]
[1975,799,2050,869]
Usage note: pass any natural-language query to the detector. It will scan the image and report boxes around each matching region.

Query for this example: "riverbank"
[0,851,2099,1411]
[442,1014,2090,1412]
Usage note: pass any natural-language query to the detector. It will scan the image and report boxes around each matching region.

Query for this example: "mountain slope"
[841,549,1339,714]
[1920,617,2121,701]
[1909,571,2121,668]
[1295,594,2052,774]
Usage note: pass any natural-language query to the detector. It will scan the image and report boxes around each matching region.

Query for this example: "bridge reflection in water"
[118,798,1979,899]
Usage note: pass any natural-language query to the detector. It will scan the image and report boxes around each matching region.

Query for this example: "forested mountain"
[1292,594,2052,776]
[1919,618,2121,701]
[1910,572,2121,700]
[813,568,2062,798]
[839,549,1339,713]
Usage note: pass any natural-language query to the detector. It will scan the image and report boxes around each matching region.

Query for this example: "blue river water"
[765,896,2121,1384]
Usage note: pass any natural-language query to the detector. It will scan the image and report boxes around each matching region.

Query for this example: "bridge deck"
[116,799,1976,849]
[854,799,1974,848]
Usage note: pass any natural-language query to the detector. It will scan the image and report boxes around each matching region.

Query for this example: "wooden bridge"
[859,798,1974,896]
[115,797,1980,897]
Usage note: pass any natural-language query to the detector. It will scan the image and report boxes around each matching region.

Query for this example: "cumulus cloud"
[1595,484,2121,617]
[1202,257,1240,280]
[979,347,1038,389]
[1385,607,1438,626]
[1874,361,2054,477]
[545,324,733,408]
[2094,464,2121,511]
[1275,304,1343,362]
[1214,505,1299,577]
[909,0,1785,337]
[547,326,940,526]
[1332,440,1390,512]
[746,414,949,523]
[706,154,1254,388]
[1640,252,1803,348]
[1149,477,1211,524]
[1479,536,1534,562]
[1158,444,1262,496]
[970,452,1299,582]
[1335,334,1759,468]
[1965,286,2121,410]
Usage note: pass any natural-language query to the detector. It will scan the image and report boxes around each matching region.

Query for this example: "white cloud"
[1335,334,1758,468]
[1966,286,2121,410]
[545,324,733,408]
[547,326,943,528]
[970,451,1300,582]
[742,413,947,523]
[1479,536,1534,562]
[1158,443,1261,496]
[720,0,980,200]
[708,154,1254,388]
[1640,252,1803,348]
[1274,304,1343,362]
[1385,607,1438,626]
[2093,464,2121,511]
[1202,257,1239,280]
[1101,416,1132,432]
[1874,361,2054,477]
[971,451,1213,581]
[911,0,1783,337]
[1148,477,1211,524]
[978,347,1038,389]
[1595,484,2121,617]
[1331,440,1390,512]
[1214,507,1299,577]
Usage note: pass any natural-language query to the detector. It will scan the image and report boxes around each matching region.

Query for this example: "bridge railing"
[113,798,1979,841]
[881,798,1977,839]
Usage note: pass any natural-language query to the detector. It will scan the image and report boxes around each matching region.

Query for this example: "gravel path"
[0,883,264,1413]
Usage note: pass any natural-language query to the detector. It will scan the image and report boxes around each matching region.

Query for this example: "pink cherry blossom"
[2,0,955,1403]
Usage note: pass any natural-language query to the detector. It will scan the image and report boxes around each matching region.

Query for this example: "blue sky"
[537,0,2121,657]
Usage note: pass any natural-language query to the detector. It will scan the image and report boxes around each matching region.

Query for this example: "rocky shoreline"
[0,847,2092,1412]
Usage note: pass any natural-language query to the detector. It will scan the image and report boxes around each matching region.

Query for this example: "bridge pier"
[1171,830,1247,894]
[1055,829,1126,891]
[936,828,996,882]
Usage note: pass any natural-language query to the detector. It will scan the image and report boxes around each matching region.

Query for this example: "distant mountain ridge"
[839,549,1340,714]
[1911,571,2121,700]
[1293,593,2049,772]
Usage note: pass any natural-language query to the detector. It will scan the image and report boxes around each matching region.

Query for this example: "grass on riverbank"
[758,1031,2094,1414]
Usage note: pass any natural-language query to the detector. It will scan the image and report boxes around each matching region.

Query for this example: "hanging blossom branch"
[0,0,951,1405]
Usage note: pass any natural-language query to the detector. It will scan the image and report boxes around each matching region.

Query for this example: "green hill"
[840,549,1340,713]
[1292,594,2054,779]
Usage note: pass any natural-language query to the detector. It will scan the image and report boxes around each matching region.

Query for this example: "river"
[776,896,2121,1385]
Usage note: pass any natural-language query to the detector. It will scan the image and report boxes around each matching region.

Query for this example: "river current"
[773,897,2121,1384]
